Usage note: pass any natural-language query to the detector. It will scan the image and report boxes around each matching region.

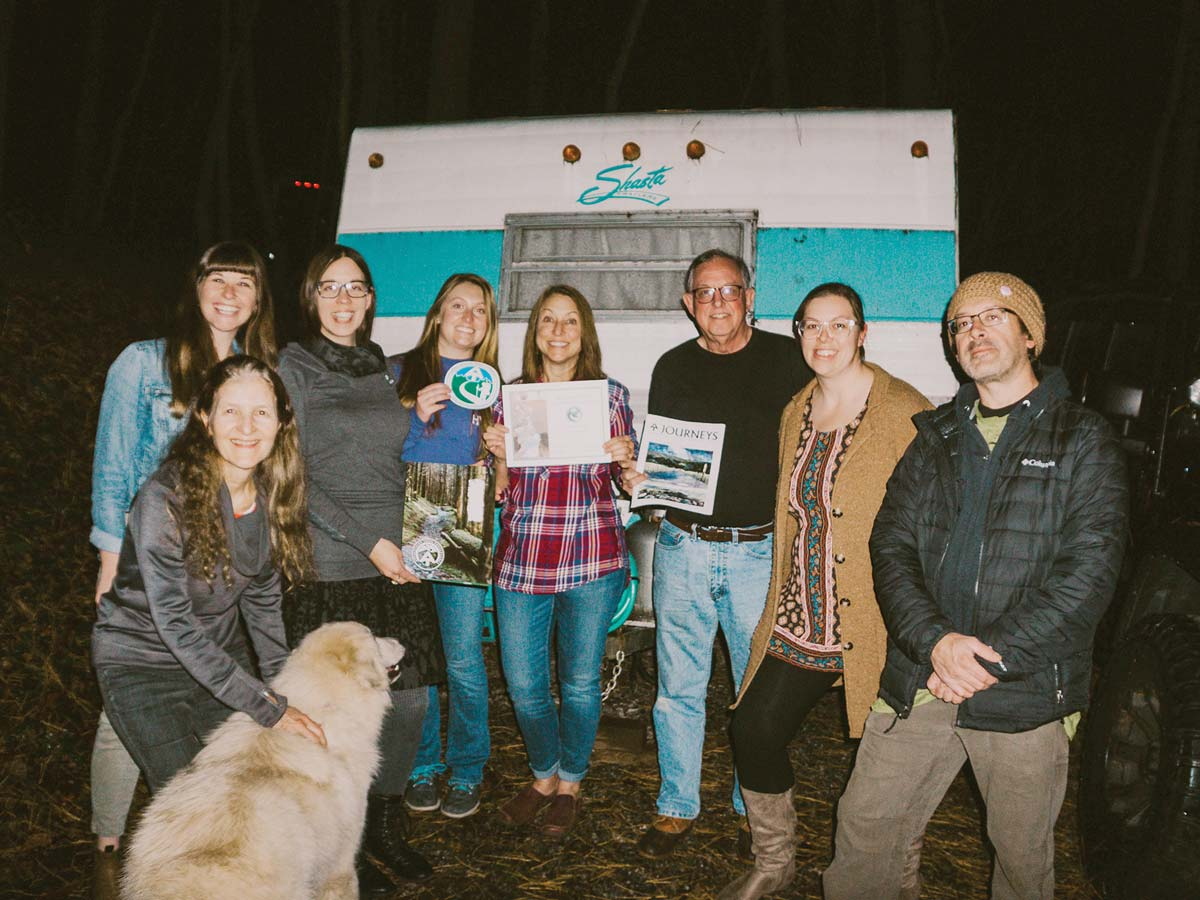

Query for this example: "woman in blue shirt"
[88,242,276,895]
[389,273,499,820]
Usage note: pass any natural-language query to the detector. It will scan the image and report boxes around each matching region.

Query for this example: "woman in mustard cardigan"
[718,283,931,900]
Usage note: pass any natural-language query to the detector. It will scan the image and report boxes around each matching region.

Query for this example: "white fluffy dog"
[122,622,403,900]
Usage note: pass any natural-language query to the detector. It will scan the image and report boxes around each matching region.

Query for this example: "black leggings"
[730,655,839,793]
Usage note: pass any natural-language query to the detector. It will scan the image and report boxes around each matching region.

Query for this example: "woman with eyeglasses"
[481,284,638,841]
[389,274,499,821]
[87,241,276,898]
[718,283,931,900]
[278,245,445,892]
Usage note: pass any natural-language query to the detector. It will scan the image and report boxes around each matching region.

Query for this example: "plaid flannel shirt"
[494,378,634,594]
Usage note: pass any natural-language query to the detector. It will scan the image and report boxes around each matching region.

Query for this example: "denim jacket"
[90,339,186,553]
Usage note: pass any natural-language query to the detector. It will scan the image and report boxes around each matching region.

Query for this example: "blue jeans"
[494,569,624,782]
[412,582,490,786]
[651,520,774,820]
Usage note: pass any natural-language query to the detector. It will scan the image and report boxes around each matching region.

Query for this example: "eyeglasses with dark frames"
[947,306,1012,336]
[690,284,745,304]
[316,280,371,300]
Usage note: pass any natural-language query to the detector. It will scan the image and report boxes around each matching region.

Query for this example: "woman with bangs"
[481,285,638,841]
[88,242,275,897]
[389,274,499,820]
[279,245,444,891]
[92,355,321,791]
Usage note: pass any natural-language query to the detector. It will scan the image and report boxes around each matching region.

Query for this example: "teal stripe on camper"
[755,228,957,321]
[339,226,956,320]
[337,230,504,317]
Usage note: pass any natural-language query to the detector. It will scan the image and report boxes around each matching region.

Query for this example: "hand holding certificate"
[501,380,612,468]
[630,415,726,515]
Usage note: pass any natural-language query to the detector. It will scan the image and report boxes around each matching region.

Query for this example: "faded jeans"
[96,663,235,793]
[651,520,774,820]
[412,582,491,787]
[494,569,624,782]
[90,709,141,836]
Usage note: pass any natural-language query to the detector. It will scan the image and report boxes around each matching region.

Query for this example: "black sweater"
[648,330,812,527]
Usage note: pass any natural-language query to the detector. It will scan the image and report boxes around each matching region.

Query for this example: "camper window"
[500,210,756,317]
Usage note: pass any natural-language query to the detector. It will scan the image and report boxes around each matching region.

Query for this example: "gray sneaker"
[441,782,481,819]
[404,773,441,812]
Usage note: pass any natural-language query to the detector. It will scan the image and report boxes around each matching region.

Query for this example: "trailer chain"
[600,649,626,702]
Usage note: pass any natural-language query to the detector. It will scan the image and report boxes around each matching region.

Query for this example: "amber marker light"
[563,144,581,163]
[911,140,929,158]
[368,152,384,168]
[686,140,705,159]
[622,142,641,161]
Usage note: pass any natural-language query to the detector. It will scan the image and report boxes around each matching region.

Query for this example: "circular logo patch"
[406,536,446,574]
[444,361,501,410]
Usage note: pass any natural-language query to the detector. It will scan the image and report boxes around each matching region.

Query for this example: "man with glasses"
[626,249,812,859]
[824,272,1128,900]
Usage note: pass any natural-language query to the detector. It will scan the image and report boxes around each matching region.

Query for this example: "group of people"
[86,241,1129,900]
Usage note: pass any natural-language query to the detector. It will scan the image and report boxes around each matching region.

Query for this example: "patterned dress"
[765,399,866,672]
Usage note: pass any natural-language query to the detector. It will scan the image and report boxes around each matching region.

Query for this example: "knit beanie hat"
[946,272,1045,356]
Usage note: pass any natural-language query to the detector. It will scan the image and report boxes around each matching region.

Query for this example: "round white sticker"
[444,361,501,410]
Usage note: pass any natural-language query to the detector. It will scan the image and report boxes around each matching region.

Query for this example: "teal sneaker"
[404,773,441,813]
[440,782,481,819]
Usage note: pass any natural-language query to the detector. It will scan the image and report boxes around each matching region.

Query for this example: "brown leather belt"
[664,511,773,543]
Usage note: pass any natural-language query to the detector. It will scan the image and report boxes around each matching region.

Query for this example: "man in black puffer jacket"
[824,273,1128,900]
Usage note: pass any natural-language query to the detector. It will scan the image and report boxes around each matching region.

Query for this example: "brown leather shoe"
[636,815,694,859]
[542,793,580,840]
[93,847,121,900]
[498,784,555,825]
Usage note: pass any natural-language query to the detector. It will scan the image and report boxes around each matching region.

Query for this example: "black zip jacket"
[869,368,1129,732]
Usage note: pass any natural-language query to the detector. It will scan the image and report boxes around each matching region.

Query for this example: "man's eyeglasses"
[690,284,745,304]
[794,318,859,339]
[316,280,371,299]
[947,307,1011,336]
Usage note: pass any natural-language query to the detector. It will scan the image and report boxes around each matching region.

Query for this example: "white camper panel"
[337,109,959,407]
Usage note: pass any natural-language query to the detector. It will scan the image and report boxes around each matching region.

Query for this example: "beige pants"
[824,699,1069,900]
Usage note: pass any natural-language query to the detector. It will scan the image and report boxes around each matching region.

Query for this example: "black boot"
[365,795,433,883]
[356,853,395,896]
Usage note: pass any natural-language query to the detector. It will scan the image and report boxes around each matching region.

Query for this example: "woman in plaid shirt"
[483,285,638,840]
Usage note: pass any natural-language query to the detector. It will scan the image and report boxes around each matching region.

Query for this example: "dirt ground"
[0,263,1101,899]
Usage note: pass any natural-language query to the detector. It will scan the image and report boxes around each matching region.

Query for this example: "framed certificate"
[502,380,611,468]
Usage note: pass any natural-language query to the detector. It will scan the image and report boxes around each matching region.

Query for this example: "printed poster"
[402,462,495,586]
[630,415,725,515]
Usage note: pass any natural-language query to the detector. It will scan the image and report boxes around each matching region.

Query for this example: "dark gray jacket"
[870,369,1129,732]
[91,463,289,728]
[278,340,410,581]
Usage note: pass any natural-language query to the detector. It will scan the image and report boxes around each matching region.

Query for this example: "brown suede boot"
[716,788,796,900]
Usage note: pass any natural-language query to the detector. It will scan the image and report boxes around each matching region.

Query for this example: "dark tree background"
[2,0,1196,294]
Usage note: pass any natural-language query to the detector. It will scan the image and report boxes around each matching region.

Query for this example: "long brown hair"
[396,273,499,433]
[166,355,313,585]
[166,242,276,416]
[520,284,606,383]
[297,244,376,346]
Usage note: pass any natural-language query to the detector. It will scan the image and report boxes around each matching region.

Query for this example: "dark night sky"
[3,1,1189,294]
